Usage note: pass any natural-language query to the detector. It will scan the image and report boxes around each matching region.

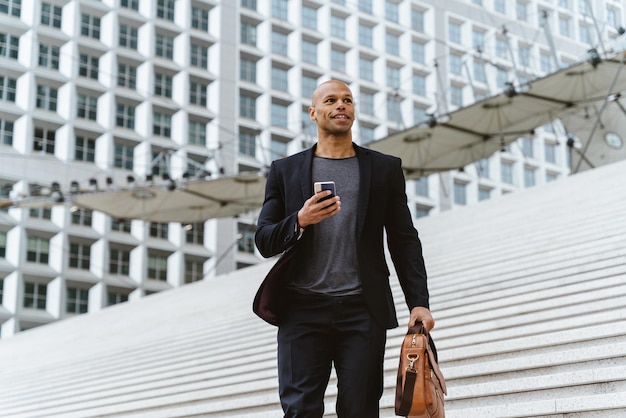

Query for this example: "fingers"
[299,192,341,228]
[409,307,435,332]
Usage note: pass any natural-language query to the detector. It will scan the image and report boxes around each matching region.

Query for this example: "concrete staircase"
[0,160,625,417]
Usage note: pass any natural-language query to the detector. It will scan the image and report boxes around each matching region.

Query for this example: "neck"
[315,138,355,159]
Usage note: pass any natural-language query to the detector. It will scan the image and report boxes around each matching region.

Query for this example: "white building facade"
[0,0,622,339]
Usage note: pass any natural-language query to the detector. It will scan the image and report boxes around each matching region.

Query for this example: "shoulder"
[355,144,401,166]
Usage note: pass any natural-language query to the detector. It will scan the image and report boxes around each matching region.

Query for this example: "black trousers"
[277,292,387,418]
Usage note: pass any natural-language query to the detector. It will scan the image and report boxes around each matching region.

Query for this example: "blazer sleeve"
[255,161,302,258]
[384,159,430,310]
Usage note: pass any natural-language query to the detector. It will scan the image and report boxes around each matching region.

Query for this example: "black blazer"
[255,144,429,329]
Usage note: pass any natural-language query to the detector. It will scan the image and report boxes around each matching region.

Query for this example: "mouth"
[332,114,350,120]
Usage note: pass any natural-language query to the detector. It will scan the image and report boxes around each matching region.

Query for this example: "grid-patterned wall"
[0,0,623,339]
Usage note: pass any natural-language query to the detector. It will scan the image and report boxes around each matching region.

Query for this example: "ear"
[308,106,316,121]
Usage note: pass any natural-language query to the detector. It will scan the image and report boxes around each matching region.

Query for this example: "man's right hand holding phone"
[297,187,341,229]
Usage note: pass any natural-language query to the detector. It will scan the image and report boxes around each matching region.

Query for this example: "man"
[254,80,433,417]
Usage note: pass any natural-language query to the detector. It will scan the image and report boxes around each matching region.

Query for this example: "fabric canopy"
[71,173,266,223]
[367,54,626,179]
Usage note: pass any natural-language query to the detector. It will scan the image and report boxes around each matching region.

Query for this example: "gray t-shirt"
[289,155,361,296]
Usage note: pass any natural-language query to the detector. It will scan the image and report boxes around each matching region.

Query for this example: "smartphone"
[314,181,336,203]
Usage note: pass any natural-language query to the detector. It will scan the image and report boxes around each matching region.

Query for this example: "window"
[0,231,6,257]
[147,253,168,281]
[302,6,317,30]
[191,7,209,31]
[107,289,129,306]
[359,57,374,81]
[109,247,130,275]
[0,76,16,101]
[331,15,345,39]
[0,0,21,17]
[302,75,317,99]
[387,96,402,125]
[153,112,172,137]
[272,31,288,56]
[271,67,288,92]
[524,166,536,187]
[119,24,138,50]
[29,207,51,220]
[0,33,19,59]
[77,94,98,120]
[579,22,591,44]
[359,125,375,144]
[241,22,257,46]
[0,119,13,145]
[155,34,174,59]
[240,95,256,119]
[386,66,400,89]
[240,58,256,82]
[415,205,430,219]
[359,0,372,14]
[65,286,89,314]
[157,0,174,21]
[413,106,427,124]
[546,172,558,182]
[359,24,373,48]
[386,32,400,56]
[385,1,399,23]
[607,7,620,29]
[474,60,487,82]
[69,242,91,269]
[494,0,506,13]
[360,91,375,115]
[516,1,528,22]
[450,85,463,107]
[412,9,424,32]
[116,103,135,129]
[545,142,557,163]
[114,142,134,170]
[518,45,530,67]
[496,38,508,59]
[501,161,514,184]
[272,0,288,20]
[449,21,462,44]
[271,138,288,160]
[472,30,485,52]
[242,0,257,10]
[188,119,206,145]
[149,222,168,239]
[154,72,173,98]
[190,43,207,68]
[496,68,509,88]
[121,0,138,10]
[413,74,426,96]
[189,81,207,107]
[38,44,60,69]
[449,54,463,75]
[71,208,93,226]
[118,63,137,89]
[79,54,99,79]
[27,236,49,264]
[41,3,61,28]
[521,138,534,158]
[24,282,47,310]
[239,131,256,157]
[559,0,570,8]
[453,182,467,205]
[412,41,425,64]
[111,218,132,233]
[185,223,204,244]
[36,85,57,111]
[476,158,490,177]
[540,51,552,73]
[271,102,288,128]
[81,14,101,39]
[34,127,55,154]
[237,223,256,254]
[185,258,204,283]
[559,15,570,37]
[414,177,428,196]
[302,40,317,64]
[478,187,491,201]
[331,49,346,73]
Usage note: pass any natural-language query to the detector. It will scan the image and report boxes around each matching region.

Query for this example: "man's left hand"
[409,306,435,332]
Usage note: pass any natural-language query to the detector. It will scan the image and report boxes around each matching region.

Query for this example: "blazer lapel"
[299,146,316,202]
[355,145,371,239]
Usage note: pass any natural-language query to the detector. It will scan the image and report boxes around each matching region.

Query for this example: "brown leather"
[395,324,446,417]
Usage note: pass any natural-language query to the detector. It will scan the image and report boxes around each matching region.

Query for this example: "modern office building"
[0,0,623,339]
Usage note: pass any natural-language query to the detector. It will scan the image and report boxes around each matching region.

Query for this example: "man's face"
[309,81,355,135]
